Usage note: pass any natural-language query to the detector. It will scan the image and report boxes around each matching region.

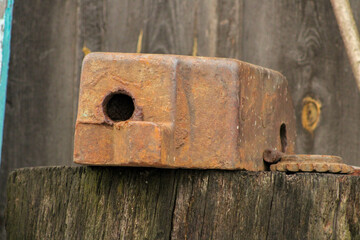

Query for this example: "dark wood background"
[1,0,360,238]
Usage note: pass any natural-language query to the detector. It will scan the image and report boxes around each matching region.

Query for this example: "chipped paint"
[0,0,13,165]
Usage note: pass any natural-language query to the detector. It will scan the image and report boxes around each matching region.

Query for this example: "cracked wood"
[6,167,360,239]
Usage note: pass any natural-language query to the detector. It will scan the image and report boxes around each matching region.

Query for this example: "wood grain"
[6,167,360,239]
[242,0,360,165]
[0,0,78,238]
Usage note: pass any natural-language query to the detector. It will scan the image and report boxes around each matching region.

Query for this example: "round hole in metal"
[105,92,135,121]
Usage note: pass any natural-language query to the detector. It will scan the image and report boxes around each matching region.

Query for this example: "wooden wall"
[0,0,360,237]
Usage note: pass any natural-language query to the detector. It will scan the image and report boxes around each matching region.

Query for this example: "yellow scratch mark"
[192,37,198,56]
[301,96,322,136]
[82,45,91,56]
[137,29,143,53]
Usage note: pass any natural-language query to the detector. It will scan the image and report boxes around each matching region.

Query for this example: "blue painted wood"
[0,0,13,166]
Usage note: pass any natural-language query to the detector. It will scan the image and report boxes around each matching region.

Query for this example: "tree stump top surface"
[6,166,360,239]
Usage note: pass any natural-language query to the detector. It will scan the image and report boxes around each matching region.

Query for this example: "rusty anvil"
[74,53,295,171]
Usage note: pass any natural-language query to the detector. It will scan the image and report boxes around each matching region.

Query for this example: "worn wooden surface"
[0,1,78,237]
[6,166,360,239]
[1,0,360,238]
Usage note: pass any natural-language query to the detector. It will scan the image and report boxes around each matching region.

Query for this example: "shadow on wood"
[5,167,360,239]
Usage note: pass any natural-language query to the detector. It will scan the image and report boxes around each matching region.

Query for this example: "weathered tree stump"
[5,167,360,239]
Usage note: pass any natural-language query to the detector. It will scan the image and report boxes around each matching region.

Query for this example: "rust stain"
[74,53,296,171]
[301,96,321,135]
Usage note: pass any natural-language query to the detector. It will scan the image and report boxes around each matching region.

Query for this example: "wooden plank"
[336,0,360,165]
[1,0,78,167]
[6,166,360,239]
[242,0,360,165]
[0,0,78,238]
[79,0,243,56]
[104,0,145,52]
[79,0,203,55]
[215,0,243,58]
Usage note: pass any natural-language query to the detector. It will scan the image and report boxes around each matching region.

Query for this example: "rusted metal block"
[74,53,296,170]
